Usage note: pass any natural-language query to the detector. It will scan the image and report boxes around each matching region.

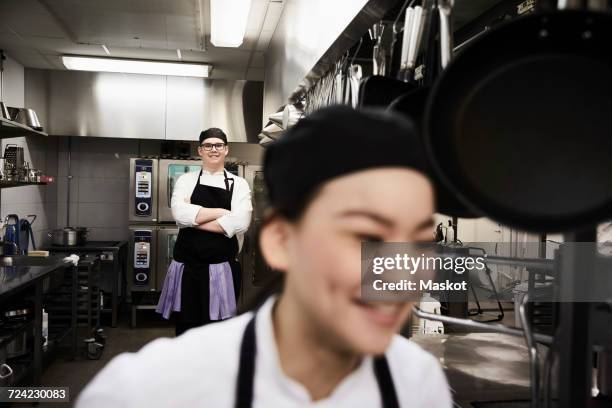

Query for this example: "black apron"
[234,315,400,408]
[173,170,241,331]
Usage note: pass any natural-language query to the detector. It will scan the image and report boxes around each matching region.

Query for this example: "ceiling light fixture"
[61,56,211,77]
[101,44,111,55]
[176,49,182,60]
[210,0,252,47]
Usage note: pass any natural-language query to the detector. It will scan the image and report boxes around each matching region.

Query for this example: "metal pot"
[12,108,42,131]
[75,227,88,246]
[0,102,10,120]
[0,361,13,387]
[6,107,19,122]
[5,332,26,359]
[50,227,77,246]
[3,308,30,320]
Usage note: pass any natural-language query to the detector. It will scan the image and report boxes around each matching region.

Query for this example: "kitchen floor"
[30,311,174,407]
[29,306,535,407]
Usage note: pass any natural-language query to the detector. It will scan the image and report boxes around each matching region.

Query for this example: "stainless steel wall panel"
[165,77,263,142]
[25,68,263,141]
[47,70,167,139]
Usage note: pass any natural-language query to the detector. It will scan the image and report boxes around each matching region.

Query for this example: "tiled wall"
[54,137,159,242]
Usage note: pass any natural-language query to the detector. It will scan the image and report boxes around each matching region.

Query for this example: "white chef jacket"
[76,297,452,408]
[170,168,252,251]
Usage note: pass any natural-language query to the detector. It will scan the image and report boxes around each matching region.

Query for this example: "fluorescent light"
[176,49,182,60]
[210,0,252,47]
[62,56,211,77]
[101,44,110,55]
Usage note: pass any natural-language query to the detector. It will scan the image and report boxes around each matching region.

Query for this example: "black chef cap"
[199,128,227,144]
[264,105,430,210]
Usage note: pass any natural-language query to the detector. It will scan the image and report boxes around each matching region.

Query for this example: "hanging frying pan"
[424,1,612,232]
[359,2,420,108]
[388,0,479,218]
[358,75,417,108]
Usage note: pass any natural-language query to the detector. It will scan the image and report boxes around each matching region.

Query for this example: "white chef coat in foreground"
[170,168,252,250]
[77,297,452,408]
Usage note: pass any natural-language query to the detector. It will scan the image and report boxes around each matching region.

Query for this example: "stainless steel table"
[44,241,127,327]
[0,256,76,386]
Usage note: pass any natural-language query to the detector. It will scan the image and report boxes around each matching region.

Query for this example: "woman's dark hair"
[240,187,321,313]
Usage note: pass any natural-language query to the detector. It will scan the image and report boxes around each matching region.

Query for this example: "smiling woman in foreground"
[77,106,452,408]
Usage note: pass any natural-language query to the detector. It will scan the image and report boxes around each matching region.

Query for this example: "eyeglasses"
[199,143,227,151]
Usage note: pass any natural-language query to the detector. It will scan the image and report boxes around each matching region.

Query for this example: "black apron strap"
[234,314,400,408]
[234,316,257,408]
[373,355,400,408]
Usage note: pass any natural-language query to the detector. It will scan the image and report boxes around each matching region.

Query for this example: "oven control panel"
[134,159,153,216]
[133,230,152,285]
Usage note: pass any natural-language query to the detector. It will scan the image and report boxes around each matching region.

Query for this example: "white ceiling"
[0,0,284,80]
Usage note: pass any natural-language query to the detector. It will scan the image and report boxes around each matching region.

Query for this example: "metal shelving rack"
[0,116,48,139]
[41,265,79,365]
[0,50,49,192]
[0,49,48,141]
[46,257,101,335]
[0,181,48,188]
[0,262,77,387]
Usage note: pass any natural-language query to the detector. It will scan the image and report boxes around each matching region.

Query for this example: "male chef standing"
[168,128,252,336]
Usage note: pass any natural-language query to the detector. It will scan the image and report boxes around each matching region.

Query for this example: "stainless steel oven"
[157,159,245,223]
[128,226,158,292]
[128,225,179,292]
[128,158,159,223]
[157,159,202,223]
[156,226,179,290]
[235,165,280,310]
[128,157,252,295]
[242,165,275,286]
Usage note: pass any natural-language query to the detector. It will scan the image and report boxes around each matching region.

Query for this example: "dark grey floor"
[33,310,174,407]
[30,305,534,407]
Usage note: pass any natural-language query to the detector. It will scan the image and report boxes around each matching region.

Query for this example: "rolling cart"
[44,256,106,360]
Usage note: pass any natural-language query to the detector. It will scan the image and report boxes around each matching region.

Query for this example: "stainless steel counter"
[0,255,75,388]
[0,256,71,298]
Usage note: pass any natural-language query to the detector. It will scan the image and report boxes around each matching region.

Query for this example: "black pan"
[389,87,479,218]
[424,9,612,232]
[358,75,418,109]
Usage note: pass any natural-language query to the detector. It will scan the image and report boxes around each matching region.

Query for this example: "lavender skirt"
[155,260,184,319]
[156,260,237,320]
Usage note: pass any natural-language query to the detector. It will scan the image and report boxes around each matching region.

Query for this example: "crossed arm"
[171,173,253,237]
[190,199,227,234]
